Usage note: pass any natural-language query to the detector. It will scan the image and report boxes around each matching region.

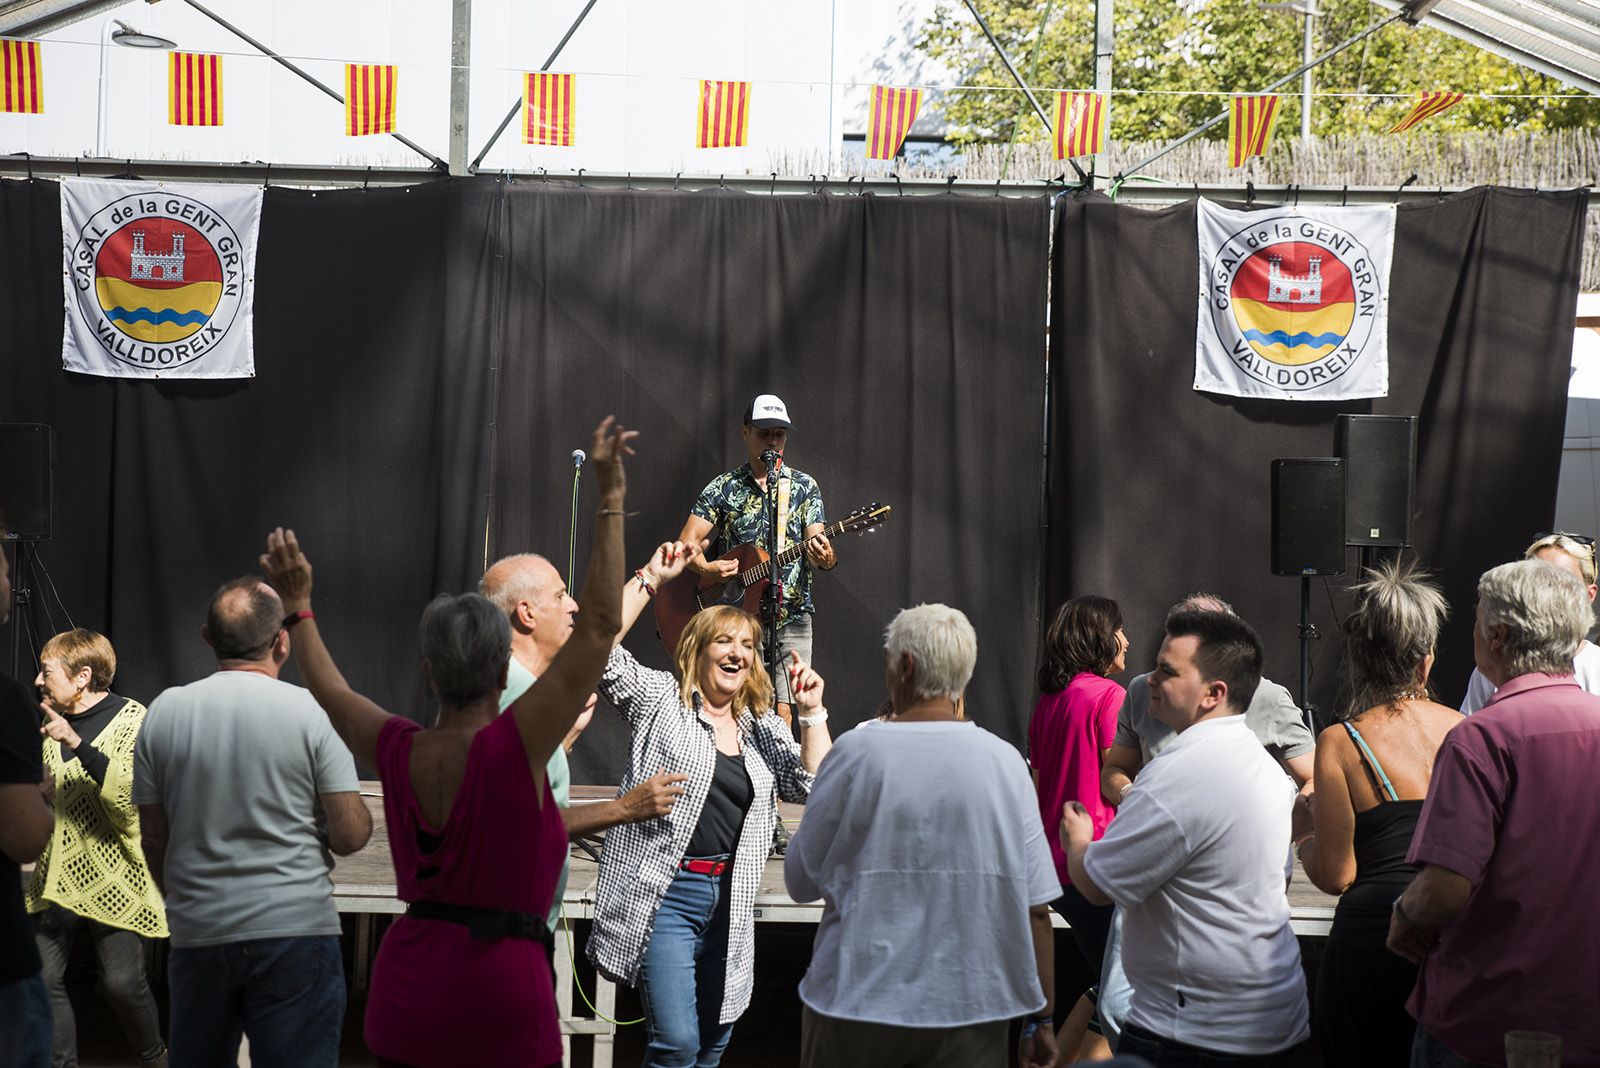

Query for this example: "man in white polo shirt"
[1061,609,1308,1066]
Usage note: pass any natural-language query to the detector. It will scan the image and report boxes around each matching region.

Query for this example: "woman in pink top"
[1027,596,1127,975]
[259,417,634,1068]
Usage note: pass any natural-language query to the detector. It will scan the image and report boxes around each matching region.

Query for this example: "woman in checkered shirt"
[587,542,834,1067]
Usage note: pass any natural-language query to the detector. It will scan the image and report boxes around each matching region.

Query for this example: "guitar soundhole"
[713,581,742,606]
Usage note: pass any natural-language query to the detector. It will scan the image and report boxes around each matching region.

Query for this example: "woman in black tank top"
[1290,561,1462,1067]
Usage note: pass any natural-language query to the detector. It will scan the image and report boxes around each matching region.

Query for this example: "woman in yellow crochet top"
[28,629,167,1067]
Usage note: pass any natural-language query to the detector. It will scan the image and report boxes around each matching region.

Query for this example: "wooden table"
[332,784,1339,1068]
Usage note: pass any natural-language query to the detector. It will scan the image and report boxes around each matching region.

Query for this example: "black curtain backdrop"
[1046,187,1589,724]
[1,178,1049,781]
[477,184,1050,783]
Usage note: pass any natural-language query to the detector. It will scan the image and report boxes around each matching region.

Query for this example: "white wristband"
[796,708,829,727]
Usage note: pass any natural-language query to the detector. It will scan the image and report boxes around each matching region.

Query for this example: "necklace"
[1389,687,1429,703]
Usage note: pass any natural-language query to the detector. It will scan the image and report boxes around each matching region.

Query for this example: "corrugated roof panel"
[1371,0,1600,95]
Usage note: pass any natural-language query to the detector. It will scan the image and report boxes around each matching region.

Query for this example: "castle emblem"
[1266,254,1321,304]
[129,229,186,282]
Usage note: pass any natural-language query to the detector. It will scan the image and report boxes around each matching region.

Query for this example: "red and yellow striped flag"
[1389,91,1464,133]
[1228,95,1280,168]
[345,63,397,136]
[697,80,750,148]
[866,85,921,160]
[523,72,575,146]
[1054,91,1107,160]
[2,39,43,115]
[168,52,223,126]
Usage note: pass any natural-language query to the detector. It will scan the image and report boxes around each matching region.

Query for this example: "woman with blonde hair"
[1293,560,1461,1067]
[590,550,833,1067]
[30,629,167,1067]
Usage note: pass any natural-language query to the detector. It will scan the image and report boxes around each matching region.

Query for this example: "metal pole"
[1301,6,1315,142]
[1093,0,1113,188]
[95,18,112,158]
[449,0,471,176]
[1117,10,1403,181]
[179,0,449,172]
[961,0,1055,133]
[468,0,604,173]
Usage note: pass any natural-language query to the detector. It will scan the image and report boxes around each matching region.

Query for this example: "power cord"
[560,904,644,1026]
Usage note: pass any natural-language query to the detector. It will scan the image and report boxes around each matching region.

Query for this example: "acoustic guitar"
[653,502,892,656]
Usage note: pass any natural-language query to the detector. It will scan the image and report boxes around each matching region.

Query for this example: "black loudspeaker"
[1337,414,1417,548]
[0,424,54,541]
[1272,458,1346,576]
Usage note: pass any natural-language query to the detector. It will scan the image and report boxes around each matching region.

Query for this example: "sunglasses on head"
[1534,531,1596,550]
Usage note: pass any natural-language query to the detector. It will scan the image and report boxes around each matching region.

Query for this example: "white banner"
[1195,199,1395,400]
[61,178,262,379]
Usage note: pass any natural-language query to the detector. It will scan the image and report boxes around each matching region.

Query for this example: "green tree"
[919,0,1600,144]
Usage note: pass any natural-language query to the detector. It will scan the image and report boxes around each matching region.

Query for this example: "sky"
[1,0,954,173]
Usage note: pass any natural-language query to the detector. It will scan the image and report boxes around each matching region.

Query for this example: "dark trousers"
[1051,883,1116,981]
[1117,1023,1291,1068]
[33,904,164,1067]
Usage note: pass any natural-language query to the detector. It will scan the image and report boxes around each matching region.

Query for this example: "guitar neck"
[741,518,852,586]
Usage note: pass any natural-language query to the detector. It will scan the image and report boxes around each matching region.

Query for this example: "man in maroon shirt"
[1389,557,1600,1067]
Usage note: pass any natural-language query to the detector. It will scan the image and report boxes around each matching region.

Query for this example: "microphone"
[760,449,780,470]
[572,449,586,468]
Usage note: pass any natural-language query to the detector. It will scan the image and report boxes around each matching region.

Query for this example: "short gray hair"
[1477,559,1594,678]
[479,553,555,619]
[884,604,977,702]
[419,593,511,704]
[1166,591,1234,622]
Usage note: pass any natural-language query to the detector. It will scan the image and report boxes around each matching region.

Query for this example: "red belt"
[679,858,728,876]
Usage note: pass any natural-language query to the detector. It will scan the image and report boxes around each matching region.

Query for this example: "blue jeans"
[637,862,737,1067]
[1117,1023,1290,1067]
[1410,1026,1494,1068]
[168,935,345,1068]
[0,971,52,1068]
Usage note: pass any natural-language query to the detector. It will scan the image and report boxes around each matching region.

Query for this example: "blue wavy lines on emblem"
[1242,328,1344,347]
[105,306,211,327]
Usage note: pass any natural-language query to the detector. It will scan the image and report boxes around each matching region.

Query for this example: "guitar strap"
[775,473,792,553]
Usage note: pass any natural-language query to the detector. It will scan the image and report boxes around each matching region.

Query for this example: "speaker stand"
[7,541,32,679]
[1297,575,1319,736]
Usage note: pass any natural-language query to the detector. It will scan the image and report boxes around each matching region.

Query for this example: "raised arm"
[261,530,392,770]
[788,652,833,772]
[506,418,634,765]
[617,541,699,647]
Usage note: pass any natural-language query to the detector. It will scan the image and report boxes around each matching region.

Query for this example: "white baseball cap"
[745,394,792,429]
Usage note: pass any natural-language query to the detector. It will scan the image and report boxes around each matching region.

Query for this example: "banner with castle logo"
[1194,199,1395,400]
[61,178,262,379]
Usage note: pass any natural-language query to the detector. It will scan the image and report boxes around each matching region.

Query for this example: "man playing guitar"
[677,394,835,729]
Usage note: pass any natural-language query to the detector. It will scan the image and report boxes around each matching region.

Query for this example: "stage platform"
[332,783,1339,1068]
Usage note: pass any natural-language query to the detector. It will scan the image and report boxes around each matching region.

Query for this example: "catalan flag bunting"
[1228,95,1280,168]
[1390,91,1464,134]
[345,63,397,136]
[697,80,750,149]
[523,72,575,146]
[2,38,43,114]
[1054,91,1107,160]
[866,85,921,160]
[169,52,223,127]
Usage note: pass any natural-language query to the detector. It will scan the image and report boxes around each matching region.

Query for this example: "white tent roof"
[1370,0,1600,96]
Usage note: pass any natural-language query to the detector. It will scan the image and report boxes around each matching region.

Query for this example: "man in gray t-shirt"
[134,577,371,1067]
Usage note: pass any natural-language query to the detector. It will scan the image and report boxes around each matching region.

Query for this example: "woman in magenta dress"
[259,417,634,1068]
[1028,595,1127,972]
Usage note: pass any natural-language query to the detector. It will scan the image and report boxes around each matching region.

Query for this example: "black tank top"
[1331,721,1424,936]
[685,750,753,858]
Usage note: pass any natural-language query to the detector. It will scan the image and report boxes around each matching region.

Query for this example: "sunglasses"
[1534,531,1596,551]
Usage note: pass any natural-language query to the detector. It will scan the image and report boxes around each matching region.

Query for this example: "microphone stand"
[567,451,585,596]
[761,450,782,715]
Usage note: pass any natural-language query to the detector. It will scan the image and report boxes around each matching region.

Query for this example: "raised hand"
[39,704,80,749]
[641,542,700,587]
[589,416,639,501]
[788,651,825,715]
[261,527,313,613]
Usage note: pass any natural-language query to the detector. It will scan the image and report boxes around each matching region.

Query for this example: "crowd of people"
[1,410,1599,1068]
